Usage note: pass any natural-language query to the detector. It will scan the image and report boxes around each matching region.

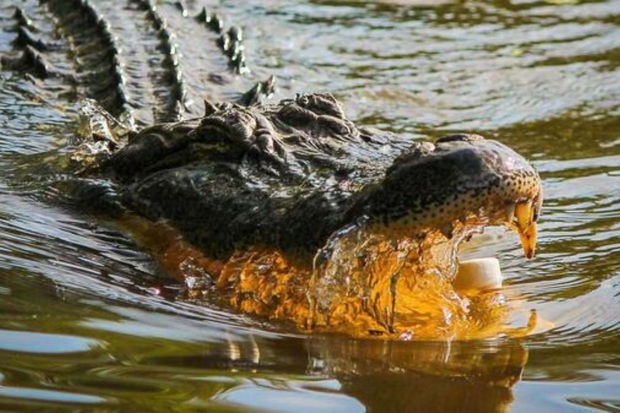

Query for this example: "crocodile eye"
[436,134,486,145]
[436,134,471,143]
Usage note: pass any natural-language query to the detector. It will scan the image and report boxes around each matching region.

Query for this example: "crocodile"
[2,0,542,338]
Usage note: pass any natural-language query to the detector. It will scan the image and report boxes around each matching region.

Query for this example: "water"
[1,0,619,411]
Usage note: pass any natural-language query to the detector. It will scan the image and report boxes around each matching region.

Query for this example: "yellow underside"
[117,215,536,340]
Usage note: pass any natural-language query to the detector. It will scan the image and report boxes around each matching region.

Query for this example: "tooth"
[505,202,516,224]
[515,200,532,231]
[519,221,538,259]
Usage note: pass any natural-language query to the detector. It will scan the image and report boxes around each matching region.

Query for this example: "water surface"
[0,0,619,411]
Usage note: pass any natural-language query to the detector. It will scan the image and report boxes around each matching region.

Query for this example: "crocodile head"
[355,133,542,259]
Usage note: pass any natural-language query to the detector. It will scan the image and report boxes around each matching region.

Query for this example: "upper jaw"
[360,134,543,259]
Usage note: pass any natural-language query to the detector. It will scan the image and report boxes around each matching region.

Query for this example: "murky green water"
[1,0,619,411]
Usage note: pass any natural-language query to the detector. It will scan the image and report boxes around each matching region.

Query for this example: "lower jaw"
[118,212,524,339]
[216,214,519,339]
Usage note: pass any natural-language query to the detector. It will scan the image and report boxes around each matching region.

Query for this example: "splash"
[201,217,526,339]
[118,213,530,339]
[307,218,509,338]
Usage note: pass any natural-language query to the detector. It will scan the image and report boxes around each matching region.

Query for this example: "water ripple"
[0,0,619,411]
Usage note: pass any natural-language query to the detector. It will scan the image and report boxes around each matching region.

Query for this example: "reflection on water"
[1,0,619,411]
[306,337,528,412]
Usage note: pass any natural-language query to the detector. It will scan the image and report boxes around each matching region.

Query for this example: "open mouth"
[308,193,542,339]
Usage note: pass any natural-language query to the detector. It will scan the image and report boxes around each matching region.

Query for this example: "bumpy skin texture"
[2,1,264,125]
[104,94,387,257]
[100,93,541,259]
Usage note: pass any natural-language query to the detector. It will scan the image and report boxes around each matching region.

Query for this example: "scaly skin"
[1,1,263,125]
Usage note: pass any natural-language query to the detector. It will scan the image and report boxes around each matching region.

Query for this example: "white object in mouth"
[453,257,503,293]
